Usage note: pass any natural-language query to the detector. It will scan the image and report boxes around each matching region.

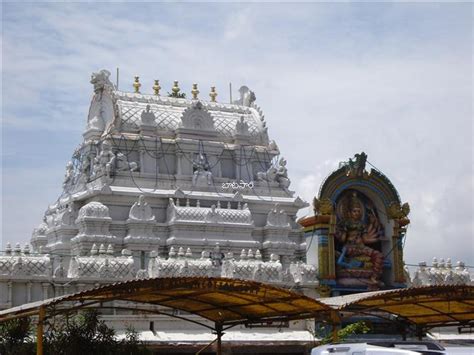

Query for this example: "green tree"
[0,317,35,355]
[0,310,150,355]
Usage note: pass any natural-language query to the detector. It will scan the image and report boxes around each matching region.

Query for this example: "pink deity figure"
[336,191,384,287]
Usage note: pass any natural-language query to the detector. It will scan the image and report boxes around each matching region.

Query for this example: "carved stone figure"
[116,152,138,172]
[63,161,74,188]
[256,166,277,182]
[233,86,256,107]
[192,153,213,186]
[235,116,249,135]
[388,202,411,220]
[81,152,94,180]
[87,70,115,133]
[140,105,156,126]
[93,141,115,178]
[313,197,333,216]
[275,157,291,189]
[129,195,155,221]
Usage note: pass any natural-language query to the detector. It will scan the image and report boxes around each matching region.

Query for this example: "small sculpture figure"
[63,161,74,188]
[275,157,291,189]
[233,86,256,107]
[256,166,277,182]
[345,152,368,178]
[116,152,138,172]
[313,197,334,216]
[129,195,155,221]
[140,105,156,126]
[93,141,115,178]
[81,152,94,179]
[235,116,249,135]
[192,153,213,186]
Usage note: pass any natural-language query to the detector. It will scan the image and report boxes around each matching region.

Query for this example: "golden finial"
[133,76,141,93]
[172,80,180,96]
[152,79,161,95]
[191,83,199,100]
[209,86,218,102]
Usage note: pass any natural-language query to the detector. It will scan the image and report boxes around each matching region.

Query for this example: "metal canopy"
[320,285,474,328]
[0,277,331,326]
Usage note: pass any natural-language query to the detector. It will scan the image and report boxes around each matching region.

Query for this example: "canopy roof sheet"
[0,277,331,326]
[320,285,474,328]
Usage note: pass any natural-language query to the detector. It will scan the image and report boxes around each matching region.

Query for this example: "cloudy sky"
[2,2,473,268]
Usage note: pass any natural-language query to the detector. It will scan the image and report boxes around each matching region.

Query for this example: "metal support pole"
[215,323,223,355]
[36,306,45,355]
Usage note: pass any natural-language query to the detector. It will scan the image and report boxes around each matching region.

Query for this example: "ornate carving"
[409,259,471,286]
[92,141,138,178]
[266,204,290,228]
[180,101,215,131]
[313,197,333,216]
[388,202,411,220]
[129,195,155,221]
[78,201,110,219]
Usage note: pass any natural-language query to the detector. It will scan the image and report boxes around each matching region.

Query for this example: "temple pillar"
[392,220,404,283]
[327,214,337,280]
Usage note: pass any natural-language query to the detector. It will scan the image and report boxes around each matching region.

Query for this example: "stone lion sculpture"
[87,69,115,134]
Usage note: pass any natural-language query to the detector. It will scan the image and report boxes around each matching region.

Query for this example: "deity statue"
[192,153,213,186]
[140,104,156,126]
[275,157,291,189]
[94,141,115,178]
[93,141,115,178]
[129,195,155,221]
[256,157,291,190]
[80,152,94,180]
[335,191,384,288]
[235,116,249,135]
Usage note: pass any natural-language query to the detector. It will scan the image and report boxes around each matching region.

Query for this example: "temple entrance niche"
[299,152,410,296]
[335,189,384,290]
